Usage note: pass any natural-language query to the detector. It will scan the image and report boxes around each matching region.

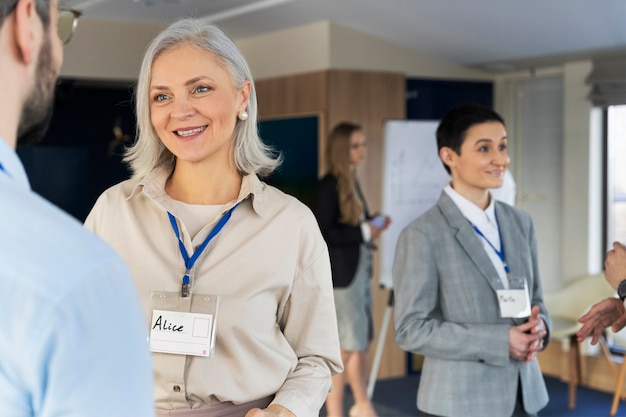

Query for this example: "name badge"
[496,280,531,318]
[149,309,214,356]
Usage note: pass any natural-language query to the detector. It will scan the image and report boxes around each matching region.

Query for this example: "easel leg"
[367,290,394,398]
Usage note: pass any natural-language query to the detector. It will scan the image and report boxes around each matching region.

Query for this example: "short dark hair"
[436,103,505,174]
[0,0,51,29]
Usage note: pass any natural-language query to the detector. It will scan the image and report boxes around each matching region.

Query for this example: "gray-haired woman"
[85,18,342,417]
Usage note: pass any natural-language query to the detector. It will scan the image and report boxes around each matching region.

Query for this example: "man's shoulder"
[4,182,110,247]
[1,184,129,296]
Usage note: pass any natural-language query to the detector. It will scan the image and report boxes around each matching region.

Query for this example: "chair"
[599,327,626,416]
[543,274,616,409]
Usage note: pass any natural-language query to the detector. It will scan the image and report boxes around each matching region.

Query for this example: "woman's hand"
[368,222,383,239]
[368,213,391,239]
[245,404,296,417]
[509,306,545,363]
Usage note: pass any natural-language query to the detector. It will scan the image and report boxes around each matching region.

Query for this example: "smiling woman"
[83,17,342,417]
[147,43,248,182]
[312,122,391,417]
[392,103,552,417]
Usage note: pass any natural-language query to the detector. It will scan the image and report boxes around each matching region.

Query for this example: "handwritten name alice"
[153,315,184,332]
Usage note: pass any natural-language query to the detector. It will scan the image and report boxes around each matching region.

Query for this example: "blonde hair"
[325,122,363,226]
[125,18,281,179]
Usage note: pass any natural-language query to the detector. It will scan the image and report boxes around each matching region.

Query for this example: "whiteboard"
[379,120,450,289]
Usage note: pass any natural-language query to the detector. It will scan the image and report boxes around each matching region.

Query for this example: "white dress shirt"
[444,184,509,289]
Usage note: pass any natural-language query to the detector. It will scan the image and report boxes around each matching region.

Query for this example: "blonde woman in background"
[313,122,390,417]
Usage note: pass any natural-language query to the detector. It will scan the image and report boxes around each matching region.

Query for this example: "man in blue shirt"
[0,1,155,416]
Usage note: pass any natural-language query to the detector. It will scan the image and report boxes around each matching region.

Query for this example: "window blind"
[586,55,626,107]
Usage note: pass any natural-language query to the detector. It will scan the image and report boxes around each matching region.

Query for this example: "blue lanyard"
[168,202,240,297]
[468,219,511,277]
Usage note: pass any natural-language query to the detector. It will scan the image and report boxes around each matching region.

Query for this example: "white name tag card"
[496,281,531,318]
[149,309,214,356]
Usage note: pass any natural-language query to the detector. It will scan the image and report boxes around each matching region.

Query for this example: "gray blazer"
[392,191,552,417]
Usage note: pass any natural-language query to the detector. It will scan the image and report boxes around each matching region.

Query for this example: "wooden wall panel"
[255,69,407,380]
[326,70,406,379]
[256,71,328,118]
[256,71,328,176]
[326,70,405,208]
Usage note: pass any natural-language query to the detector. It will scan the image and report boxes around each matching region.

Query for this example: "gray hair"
[125,18,280,179]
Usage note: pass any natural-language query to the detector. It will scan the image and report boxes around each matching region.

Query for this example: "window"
[605,105,626,249]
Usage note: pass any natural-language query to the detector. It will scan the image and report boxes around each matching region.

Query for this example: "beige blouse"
[85,165,342,416]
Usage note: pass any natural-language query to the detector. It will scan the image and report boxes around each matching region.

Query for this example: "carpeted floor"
[321,373,622,417]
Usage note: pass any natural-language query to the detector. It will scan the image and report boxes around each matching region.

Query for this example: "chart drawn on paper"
[379,120,449,289]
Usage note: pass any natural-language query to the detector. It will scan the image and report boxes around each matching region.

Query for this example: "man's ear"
[13,0,40,65]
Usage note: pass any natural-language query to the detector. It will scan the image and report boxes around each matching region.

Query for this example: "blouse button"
[173,385,181,392]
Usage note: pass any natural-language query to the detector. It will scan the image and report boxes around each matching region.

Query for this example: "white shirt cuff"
[360,222,371,242]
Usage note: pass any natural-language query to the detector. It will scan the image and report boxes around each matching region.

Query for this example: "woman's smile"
[174,125,208,138]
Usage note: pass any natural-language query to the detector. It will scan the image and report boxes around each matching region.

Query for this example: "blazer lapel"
[437,192,505,292]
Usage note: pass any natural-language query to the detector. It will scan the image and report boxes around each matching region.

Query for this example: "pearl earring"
[238,110,248,121]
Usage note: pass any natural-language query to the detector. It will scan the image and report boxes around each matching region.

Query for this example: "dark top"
[312,173,371,288]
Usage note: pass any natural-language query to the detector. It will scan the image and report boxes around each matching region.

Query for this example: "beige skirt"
[155,396,273,417]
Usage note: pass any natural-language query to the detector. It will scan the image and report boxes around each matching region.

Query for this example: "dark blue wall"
[17,80,135,221]
[406,78,493,120]
[259,115,319,208]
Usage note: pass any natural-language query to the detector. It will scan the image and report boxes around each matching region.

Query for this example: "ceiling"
[67,0,626,72]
